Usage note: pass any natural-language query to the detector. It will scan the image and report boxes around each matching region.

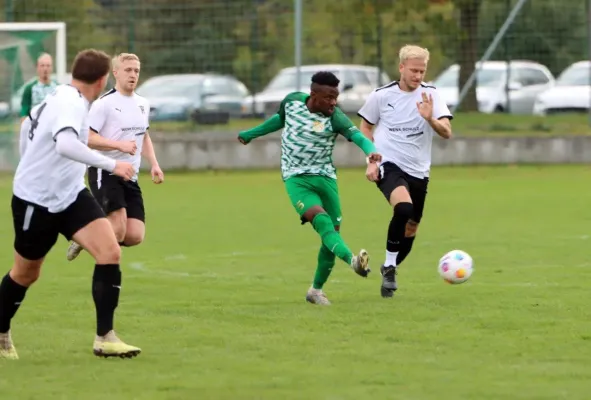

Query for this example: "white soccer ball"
[438,249,473,284]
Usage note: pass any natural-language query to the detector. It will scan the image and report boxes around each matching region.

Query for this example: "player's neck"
[398,80,416,93]
[38,76,50,84]
[70,80,95,103]
[115,84,134,97]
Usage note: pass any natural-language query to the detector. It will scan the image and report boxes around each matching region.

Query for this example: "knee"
[303,206,325,224]
[11,262,41,287]
[96,241,121,265]
[124,232,144,247]
[393,202,414,221]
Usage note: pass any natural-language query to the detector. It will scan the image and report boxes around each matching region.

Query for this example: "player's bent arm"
[427,117,452,139]
[55,129,117,172]
[87,129,125,151]
[349,130,377,156]
[238,113,284,144]
[141,131,159,167]
[359,119,375,142]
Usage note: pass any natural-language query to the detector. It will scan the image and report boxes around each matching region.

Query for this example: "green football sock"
[313,244,336,290]
[312,213,353,265]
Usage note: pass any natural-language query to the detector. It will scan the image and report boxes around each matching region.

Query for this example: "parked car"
[533,61,590,116]
[241,64,390,118]
[136,73,250,123]
[431,60,555,114]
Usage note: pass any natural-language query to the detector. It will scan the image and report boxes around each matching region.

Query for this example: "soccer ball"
[438,250,473,284]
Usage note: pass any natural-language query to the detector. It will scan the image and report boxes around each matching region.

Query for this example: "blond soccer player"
[357,45,453,298]
[67,53,163,262]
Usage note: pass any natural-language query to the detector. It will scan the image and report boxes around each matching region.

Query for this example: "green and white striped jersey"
[277,92,359,180]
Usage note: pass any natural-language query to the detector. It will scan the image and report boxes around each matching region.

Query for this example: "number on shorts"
[28,102,47,141]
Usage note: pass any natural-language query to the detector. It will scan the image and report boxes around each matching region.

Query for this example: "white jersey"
[88,88,150,180]
[358,81,452,178]
[13,84,90,212]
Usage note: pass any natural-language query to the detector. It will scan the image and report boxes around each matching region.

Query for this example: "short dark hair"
[311,71,340,88]
[71,49,111,84]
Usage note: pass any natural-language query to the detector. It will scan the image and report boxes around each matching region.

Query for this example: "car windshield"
[138,77,203,97]
[556,66,590,86]
[434,67,505,88]
[265,70,339,91]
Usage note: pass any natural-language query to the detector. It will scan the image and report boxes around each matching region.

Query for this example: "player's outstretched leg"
[306,244,335,306]
[72,218,141,359]
[309,211,370,277]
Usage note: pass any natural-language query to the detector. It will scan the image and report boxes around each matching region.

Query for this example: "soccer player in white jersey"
[66,53,163,262]
[357,45,453,298]
[0,49,142,360]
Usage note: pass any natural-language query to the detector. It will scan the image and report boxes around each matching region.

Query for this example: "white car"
[241,64,390,117]
[533,61,590,116]
[432,60,555,114]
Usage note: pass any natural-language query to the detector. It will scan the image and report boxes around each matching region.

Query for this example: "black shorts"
[376,162,429,223]
[12,188,106,260]
[88,167,145,222]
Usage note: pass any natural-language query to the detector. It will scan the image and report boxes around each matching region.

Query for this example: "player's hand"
[367,152,382,163]
[417,92,433,120]
[118,140,137,155]
[238,134,248,145]
[113,161,135,181]
[365,162,380,182]
[151,164,164,184]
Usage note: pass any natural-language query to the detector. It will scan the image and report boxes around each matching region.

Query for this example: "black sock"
[0,273,29,333]
[396,236,416,265]
[387,202,413,254]
[92,264,121,337]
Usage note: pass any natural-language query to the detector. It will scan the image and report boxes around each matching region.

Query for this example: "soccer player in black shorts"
[66,53,163,262]
[358,45,453,298]
[0,49,141,359]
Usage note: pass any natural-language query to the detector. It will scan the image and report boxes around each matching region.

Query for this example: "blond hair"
[399,45,430,64]
[112,53,140,69]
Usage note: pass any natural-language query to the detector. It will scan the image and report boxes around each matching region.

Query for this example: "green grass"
[0,165,590,399]
[1,112,590,136]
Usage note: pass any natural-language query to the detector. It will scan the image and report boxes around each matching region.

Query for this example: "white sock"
[385,251,398,267]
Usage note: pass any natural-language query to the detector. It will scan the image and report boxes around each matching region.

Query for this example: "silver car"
[432,60,555,114]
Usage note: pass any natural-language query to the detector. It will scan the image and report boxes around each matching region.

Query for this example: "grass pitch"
[0,165,590,399]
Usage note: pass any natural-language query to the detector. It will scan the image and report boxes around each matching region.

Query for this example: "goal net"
[0,22,66,170]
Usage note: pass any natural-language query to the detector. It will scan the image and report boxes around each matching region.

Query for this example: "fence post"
[5,0,13,21]
[128,0,135,52]
[294,0,302,92]
[375,0,383,87]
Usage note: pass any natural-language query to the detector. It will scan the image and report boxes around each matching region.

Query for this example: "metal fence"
[0,0,589,113]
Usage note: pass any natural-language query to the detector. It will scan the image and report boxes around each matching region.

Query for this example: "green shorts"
[284,174,342,226]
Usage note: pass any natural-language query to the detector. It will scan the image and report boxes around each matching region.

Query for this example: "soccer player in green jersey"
[238,71,382,305]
